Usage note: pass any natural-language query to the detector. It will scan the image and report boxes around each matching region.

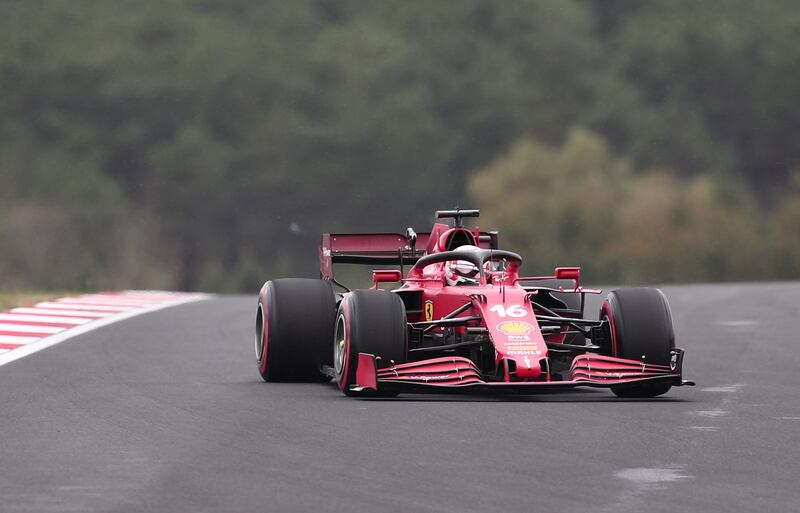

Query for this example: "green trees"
[468,130,623,279]
[1,1,799,290]
[468,129,773,283]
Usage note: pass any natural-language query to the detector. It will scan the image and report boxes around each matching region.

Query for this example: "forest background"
[2,0,800,292]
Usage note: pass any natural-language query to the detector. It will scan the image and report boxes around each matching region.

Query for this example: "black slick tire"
[334,290,407,397]
[600,287,675,398]
[256,278,335,382]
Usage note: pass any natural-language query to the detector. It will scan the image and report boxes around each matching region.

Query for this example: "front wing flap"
[350,349,694,393]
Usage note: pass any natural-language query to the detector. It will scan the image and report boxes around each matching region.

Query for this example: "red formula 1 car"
[255,209,693,397]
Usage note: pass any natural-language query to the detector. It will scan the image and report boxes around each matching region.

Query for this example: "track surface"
[1,283,798,512]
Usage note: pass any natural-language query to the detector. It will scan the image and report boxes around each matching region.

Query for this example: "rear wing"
[320,230,499,280]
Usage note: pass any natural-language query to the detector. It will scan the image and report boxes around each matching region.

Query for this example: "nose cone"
[513,355,543,379]
[475,287,549,381]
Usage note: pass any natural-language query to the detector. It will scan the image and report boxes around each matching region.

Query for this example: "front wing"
[351,349,694,393]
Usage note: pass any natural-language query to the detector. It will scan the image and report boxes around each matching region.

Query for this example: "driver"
[446,259,479,286]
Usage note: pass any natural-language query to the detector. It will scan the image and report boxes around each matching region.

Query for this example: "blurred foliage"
[770,172,800,278]
[469,129,774,283]
[1,0,800,290]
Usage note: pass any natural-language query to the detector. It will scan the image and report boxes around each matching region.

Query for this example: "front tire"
[600,287,675,398]
[334,290,407,396]
[256,278,335,381]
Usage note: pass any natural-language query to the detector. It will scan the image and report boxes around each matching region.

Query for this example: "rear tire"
[600,287,675,398]
[256,278,335,381]
[334,290,407,396]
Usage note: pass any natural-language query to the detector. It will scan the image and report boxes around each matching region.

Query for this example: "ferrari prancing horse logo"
[424,300,434,322]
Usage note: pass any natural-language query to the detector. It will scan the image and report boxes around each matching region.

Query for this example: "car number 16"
[489,304,527,317]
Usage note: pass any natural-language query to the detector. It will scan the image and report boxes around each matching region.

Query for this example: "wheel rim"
[255,304,266,361]
[333,314,347,379]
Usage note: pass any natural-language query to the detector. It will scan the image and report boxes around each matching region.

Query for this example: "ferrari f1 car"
[255,209,693,397]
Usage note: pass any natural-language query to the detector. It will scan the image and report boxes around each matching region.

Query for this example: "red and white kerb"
[0,291,207,367]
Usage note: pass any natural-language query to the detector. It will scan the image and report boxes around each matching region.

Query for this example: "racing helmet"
[446,259,479,286]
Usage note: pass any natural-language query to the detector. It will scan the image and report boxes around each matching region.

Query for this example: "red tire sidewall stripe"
[258,288,270,375]
[338,297,352,391]
[601,300,619,357]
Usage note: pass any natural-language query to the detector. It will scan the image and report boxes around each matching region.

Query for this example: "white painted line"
[700,384,744,393]
[34,302,131,312]
[691,409,729,418]
[0,335,36,344]
[0,324,63,334]
[0,294,210,368]
[0,349,9,354]
[615,466,692,484]
[718,320,759,327]
[10,308,111,318]
[0,314,91,325]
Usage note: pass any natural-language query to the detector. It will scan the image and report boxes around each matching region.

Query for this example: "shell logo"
[497,321,534,335]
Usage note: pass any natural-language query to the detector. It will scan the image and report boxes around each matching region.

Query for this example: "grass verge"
[0,292,79,311]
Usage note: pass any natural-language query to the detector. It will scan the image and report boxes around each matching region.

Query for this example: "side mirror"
[372,270,403,288]
[555,267,581,287]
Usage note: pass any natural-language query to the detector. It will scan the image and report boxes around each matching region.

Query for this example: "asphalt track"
[1,283,799,512]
